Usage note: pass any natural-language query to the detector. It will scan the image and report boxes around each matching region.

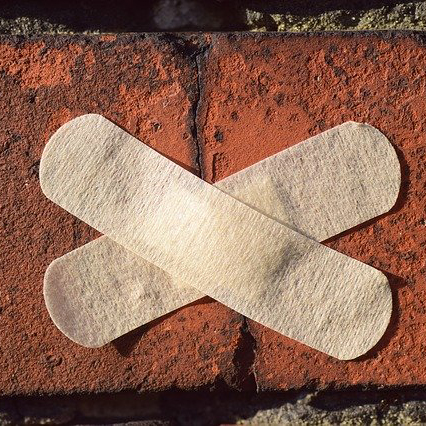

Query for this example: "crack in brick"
[191,41,208,179]
[191,49,203,178]
[159,33,207,179]
[232,316,258,391]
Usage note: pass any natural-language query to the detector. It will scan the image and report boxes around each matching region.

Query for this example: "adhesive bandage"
[40,115,400,359]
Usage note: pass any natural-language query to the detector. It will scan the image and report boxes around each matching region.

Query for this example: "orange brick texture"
[1,33,426,394]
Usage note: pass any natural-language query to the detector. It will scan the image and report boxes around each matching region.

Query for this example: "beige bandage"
[40,115,400,359]
[44,119,400,351]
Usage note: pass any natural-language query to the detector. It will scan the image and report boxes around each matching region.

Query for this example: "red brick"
[0,35,243,395]
[4,32,426,395]
[199,33,426,389]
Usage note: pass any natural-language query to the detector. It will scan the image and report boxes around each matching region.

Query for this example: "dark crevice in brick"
[231,317,258,391]
[158,33,208,178]
[191,44,207,179]
[192,41,214,180]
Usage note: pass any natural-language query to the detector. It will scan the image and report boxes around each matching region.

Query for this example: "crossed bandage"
[40,114,401,360]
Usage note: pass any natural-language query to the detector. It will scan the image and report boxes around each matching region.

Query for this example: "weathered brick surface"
[3,32,426,395]
[0,35,243,395]
[199,32,426,389]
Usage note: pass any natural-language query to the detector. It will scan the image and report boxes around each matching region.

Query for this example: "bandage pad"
[43,119,400,350]
[40,114,398,359]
